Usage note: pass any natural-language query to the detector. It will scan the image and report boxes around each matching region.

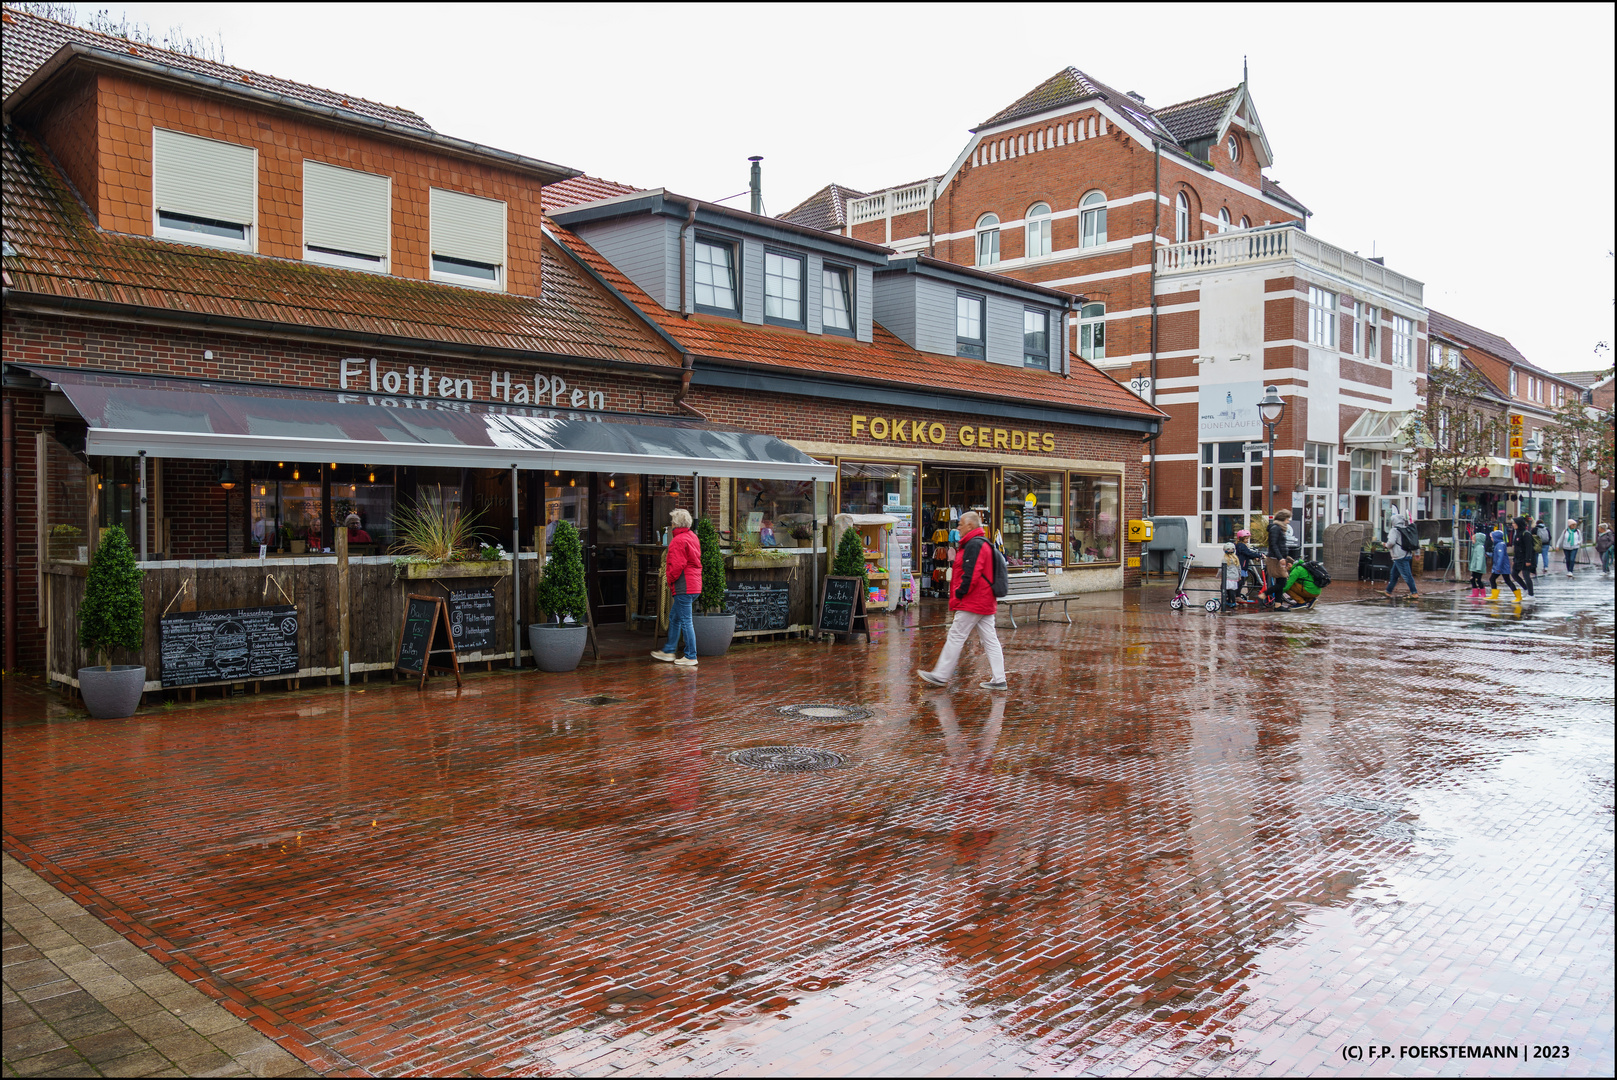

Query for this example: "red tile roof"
[779,182,869,231]
[1153,87,1238,145]
[1,7,431,131]
[1428,309,1576,385]
[2,125,678,370]
[547,220,1161,423]
[543,175,642,213]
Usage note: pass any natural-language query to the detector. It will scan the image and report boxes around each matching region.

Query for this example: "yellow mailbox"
[1127,519,1154,543]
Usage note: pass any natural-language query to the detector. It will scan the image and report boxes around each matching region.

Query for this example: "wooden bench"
[997,571,1075,628]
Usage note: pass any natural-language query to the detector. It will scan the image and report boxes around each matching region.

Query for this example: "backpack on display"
[1302,559,1332,588]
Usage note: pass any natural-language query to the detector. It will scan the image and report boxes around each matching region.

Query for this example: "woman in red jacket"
[918,511,1007,691]
[652,508,702,667]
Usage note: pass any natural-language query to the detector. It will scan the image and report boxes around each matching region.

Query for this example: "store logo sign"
[851,415,1056,453]
[338,358,605,410]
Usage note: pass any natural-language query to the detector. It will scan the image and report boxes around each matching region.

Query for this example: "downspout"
[675,202,707,420]
[1148,140,1162,517]
[3,395,15,672]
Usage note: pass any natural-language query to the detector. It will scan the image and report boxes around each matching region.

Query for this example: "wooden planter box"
[726,553,803,570]
[401,560,513,580]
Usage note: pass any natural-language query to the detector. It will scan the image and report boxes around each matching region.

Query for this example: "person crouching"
[1278,558,1322,610]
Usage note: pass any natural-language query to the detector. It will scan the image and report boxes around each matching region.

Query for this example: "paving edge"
[2,845,351,1076]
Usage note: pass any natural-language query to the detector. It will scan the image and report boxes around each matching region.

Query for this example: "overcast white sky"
[59,1,1617,374]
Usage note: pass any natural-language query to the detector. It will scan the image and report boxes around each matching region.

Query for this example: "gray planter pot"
[77,665,146,719]
[528,623,588,672]
[692,613,736,657]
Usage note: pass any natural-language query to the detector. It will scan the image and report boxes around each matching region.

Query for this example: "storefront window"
[733,476,827,548]
[329,479,395,550]
[839,461,916,516]
[278,482,324,551]
[1001,470,1063,569]
[1067,473,1120,564]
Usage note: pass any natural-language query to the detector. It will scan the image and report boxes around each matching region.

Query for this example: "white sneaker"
[674,656,698,667]
[917,670,947,687]
[980,679,1008,691]
[651,650,675,662]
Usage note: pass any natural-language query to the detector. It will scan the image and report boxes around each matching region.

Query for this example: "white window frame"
[1391,315,1414,368]
[1363,306,1379,360]
[1078,302,1105,362]
[1239,215,1251,229]
[151,127,256,253]
[1351,302,1363,355]
[1080,191,1107,249]
[821,264,853,336]
[975,214,1000,266]
[1510,369,1519,395]
[1304,441,1334,490]
[1350,449,1379,494]
[429,187,507,292]
[1308,287,1337,349]
[1218,208,1232,233]
[1175,192,1190,243]
[1025,203,1052,259]
[1226,134,1240,162]
[302,159,390,273]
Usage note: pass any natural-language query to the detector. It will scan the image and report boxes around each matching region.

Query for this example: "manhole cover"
[775,702,873,722]
[729,747,847,772]
[564,695,628,707]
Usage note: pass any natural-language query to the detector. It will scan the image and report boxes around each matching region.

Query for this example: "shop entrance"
[917,467,995,600]
[543,472,643,625]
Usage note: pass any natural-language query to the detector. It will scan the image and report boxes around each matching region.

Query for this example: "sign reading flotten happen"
[1198,381,1264,441]
[338,358,607,409]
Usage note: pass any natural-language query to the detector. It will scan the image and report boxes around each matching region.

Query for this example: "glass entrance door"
[1301,492,1328,563]
[591,474,641,625]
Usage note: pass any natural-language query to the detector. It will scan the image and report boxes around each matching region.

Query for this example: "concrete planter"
[692,613,735,657]
[528,623,587,672]
[77,665,146,719]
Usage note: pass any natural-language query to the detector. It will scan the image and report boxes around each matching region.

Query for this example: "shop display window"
[732,476,826,548]
[1067,473,1120,565]
[839,461,916,516]
[1001,470,1064,570]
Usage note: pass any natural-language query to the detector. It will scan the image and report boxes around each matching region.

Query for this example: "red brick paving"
[4,579,1613,1076]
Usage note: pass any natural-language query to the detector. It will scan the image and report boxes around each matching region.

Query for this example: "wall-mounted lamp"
[217,464,237,490]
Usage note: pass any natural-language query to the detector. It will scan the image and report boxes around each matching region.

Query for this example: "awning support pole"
[810,481,819,641]
[511,464,522,669]
[137,451,147,563]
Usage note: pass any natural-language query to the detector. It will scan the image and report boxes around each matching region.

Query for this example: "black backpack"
[1394,523,1419,551]
[1302,559,1332,588]
[957,537,1010,599]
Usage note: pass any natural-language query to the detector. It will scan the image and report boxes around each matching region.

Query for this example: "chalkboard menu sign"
[817,575,867,639]
[447,588,496,652]
[159,605,299,688]
[395,594,462,688]
[725,579,790,632]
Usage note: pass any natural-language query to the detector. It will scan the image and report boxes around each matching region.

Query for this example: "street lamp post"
[1258,385,1286,517]
[1522,432,1543,523]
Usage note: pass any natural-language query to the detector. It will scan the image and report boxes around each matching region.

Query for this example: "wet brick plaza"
[4,575,1613,1077]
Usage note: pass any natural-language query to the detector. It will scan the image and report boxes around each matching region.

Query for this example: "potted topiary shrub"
[690,516,734,656]
[77,524,147,718]
[529,519,589,672]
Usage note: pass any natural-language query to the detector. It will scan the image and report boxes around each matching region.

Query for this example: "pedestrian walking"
[1535,517,1552,572]
[1596,522,1614,575]
[651,508,701,667]
[1558,519,1583,577]
[1468,523,1488,597]
[919,510,1007,691]
[1511,515,1537,600]
[1384,509,1420,599]
[1265,510,1299,604]
[1487,523,1516,599]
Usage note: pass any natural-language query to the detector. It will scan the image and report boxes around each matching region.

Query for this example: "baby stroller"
[1169,554,1222,613]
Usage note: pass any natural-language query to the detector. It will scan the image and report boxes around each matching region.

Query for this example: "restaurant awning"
[1341,409,1430,452]
[22,366,835,481]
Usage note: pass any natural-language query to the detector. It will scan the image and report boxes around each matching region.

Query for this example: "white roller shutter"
[430,187,506,266]
[303,160,390,259]
[152,128,256,225]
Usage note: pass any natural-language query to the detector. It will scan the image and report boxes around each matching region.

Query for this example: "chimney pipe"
[748,155,763,215]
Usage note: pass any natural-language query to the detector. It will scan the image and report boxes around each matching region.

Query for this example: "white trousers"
[931,610,1006,683]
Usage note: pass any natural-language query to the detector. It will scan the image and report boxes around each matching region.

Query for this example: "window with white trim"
[763,250,804,326]
[1226,134,1240,162]
[1239,215,1251,229]
[152,127,256,251]
[693,237,738,313]
[1218,208,1232,232]
[1350,449,1378,493]
[1080,191,1107,249]
[1510,369,1518,395]
[1308,287,1337,348]
[1391,315,1414,368]
[1363,305,1379,359]
[1175,192,1190,243]
[1388,454,1412,495]
[1304,442,1333,490]
[1351,302,1363,355]
[821,265,852,336]
[975,214,1000,266]
[1078,302,1105,362]
[303,160,389,272]
[429,187,506,290]
[1025,202,1052,258]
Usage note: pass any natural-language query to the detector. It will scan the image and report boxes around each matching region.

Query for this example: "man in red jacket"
[652,508,702,667]
[919,511,1007,691]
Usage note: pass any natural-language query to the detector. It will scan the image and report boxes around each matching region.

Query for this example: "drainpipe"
[3,395,15,672]
[1148,140,1163,517]
[675,352,707,420]
[511,464,522,669]
[678,203,697,319]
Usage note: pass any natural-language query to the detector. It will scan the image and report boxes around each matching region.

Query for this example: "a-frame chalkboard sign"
[395,594,463,689]
[816,575,869,640]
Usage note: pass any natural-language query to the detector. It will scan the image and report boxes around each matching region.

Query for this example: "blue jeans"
[1603,547,1613,573]
[664,591,696,656]
[1564,549,1578,573]
[1386,555,1418,595]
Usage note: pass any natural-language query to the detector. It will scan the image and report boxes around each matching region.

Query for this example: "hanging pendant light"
[217,464,237,490]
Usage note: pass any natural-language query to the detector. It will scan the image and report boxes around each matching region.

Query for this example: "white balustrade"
[846,181,935,227]
[1155,226,1422,303]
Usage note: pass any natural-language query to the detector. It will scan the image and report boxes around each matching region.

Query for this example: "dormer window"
[822,265,853,336]
[430,187,506,291]
[1024,308,1050,369]
[764,250,804,327]
[304,160,390,272]
[956,293,985,359]
[975,214,1000,267]
[152,128,255,252]
[693,237,738,314]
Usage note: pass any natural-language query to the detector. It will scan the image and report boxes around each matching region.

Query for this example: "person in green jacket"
[1279,558,1321,610]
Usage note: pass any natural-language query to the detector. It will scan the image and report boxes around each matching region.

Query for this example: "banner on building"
[1508,413,1524,458]
[1198,381,1264,441]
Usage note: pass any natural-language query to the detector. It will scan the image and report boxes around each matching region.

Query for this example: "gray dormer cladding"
[873,255,1071,371]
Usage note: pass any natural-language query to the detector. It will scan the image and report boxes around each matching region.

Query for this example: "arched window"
[1080,191,1107,249]
[1025,202,1052,258]
[1239,215,1251,230]
[975,213,1000,266]
[1175,191,1191,243]
[1218,208,1232,233]
[1079,302,1105,362]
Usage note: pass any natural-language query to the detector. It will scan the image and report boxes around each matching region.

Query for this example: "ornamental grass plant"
[392,496,482,563]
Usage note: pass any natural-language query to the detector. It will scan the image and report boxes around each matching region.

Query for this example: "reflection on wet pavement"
[3,575,1612,1076]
